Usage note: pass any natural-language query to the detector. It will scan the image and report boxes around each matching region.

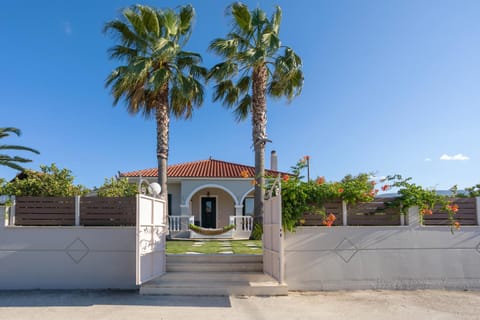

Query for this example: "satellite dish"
[148,183,161,196]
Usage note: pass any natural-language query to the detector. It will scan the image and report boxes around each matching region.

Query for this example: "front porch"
[168,215,253,239]
[169,184,255,239]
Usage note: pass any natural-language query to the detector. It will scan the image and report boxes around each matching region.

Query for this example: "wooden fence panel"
[302,200,343,226]
[347,197,401,226]
[80,197,136,226]
[15,197,75,226]
[423,198,477,226]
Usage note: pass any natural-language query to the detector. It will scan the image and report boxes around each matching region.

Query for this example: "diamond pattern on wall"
[476,242,480,255]
[334,238,358,263]
[65,238,89,264]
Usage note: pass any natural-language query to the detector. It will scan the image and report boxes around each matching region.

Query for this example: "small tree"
[96,177,137,197]
[0,163,89,196]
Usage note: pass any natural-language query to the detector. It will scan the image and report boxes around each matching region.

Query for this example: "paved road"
[0,290,479,320]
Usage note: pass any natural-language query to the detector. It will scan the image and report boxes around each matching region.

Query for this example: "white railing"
[229,215,253,231]
[169,216,193,232]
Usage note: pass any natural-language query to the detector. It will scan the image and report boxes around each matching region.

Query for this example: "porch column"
[180,204,191,231]
[234,205,243,216]
[234,205,244,230]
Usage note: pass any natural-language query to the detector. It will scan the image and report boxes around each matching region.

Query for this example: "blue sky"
[1,0,479,189]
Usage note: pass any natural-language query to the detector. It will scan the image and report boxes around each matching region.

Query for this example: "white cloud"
[64,22,72,35]
[439,153,470,161]
[424,158,432,162]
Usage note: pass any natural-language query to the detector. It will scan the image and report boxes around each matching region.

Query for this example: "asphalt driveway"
[0,289,479,320]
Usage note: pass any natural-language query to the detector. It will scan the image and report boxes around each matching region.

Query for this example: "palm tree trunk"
[251,65,268,239]
[155,84,169,202]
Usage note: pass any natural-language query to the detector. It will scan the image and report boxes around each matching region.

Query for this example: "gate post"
[75,196,81,226]
[9,196,16,226]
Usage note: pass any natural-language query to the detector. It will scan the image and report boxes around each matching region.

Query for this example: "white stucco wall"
[285,207,480,290]
[0,224,136,290]
[167,183,181,216]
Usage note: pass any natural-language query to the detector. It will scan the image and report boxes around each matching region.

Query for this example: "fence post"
[9,196,16,226]
[476,197,480,226]
[342,201,348,226]
[75,196,81,226]
[406,206,420,228]
[400,213,405,226]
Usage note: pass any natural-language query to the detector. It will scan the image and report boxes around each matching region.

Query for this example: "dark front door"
[201,197,216,228]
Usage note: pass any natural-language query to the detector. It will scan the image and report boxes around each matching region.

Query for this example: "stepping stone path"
[185,252,202,254]
[219,241,233,254]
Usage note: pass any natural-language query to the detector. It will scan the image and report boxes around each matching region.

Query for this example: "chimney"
[270,150,278,171]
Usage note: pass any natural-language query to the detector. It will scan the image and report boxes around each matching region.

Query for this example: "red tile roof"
[120,159,287,178]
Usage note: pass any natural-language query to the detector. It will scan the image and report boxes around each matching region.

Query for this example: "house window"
[168,194,172,216]
[243,197,254,216]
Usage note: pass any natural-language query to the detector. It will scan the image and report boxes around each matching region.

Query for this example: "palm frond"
[208,61,239,82]
[103,20,140,47]
[208,38,238,59]
[107,45,137,62]
[268,47,304,100]
[189,65,207,80]
[271,6,282,34]
[123,6,147,38]
[0,145,39,154]
[236,75,251,93]
[178,4,194,36]
[231,2,252,35]
[139,5,160,37]
[0,160,28,172]
[234,94,252,121]
[0,127,21,138]
[162,9,179,36]
[0,128,39,172]
[251,8,267,29]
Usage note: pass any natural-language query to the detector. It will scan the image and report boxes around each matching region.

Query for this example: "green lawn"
[166,240,262,255]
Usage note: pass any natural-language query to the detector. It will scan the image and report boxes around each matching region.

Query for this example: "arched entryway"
[187,186,237,228]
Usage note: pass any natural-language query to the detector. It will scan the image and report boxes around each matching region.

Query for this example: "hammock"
[188,224,235,236]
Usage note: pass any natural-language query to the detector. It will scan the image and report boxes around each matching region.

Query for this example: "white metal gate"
[136,194,167,285]
[263,177,284,283]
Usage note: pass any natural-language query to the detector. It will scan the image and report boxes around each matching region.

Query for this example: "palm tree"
[0,127,40,171]
[104,4,206,200]
[208,3,303,234]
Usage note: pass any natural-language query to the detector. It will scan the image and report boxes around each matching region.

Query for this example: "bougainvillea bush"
[281,157,467,233]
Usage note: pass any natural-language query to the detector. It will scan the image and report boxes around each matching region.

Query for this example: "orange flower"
[454,221,461,230]
[282,174,290,182]
[322,213,336,227]
[370,181,376,186]
[316,176,325,185]
[304,155,310,161]
[446,203,459,213]
[250,180,257,186]
[420,208,433,215]
[240,170,249,178]
[381,184,390,191]
[338,188,344,194]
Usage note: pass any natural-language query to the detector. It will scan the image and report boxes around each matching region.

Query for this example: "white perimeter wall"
[0,224,136,290]
[285,207,480,290]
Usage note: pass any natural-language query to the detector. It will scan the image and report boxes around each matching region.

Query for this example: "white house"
[120,151,285,238]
